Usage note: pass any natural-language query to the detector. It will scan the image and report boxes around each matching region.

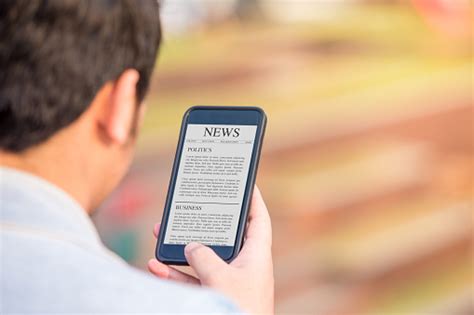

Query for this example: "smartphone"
[155,106,266,265]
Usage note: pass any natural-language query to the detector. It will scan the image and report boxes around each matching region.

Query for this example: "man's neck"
[0,147,93,213]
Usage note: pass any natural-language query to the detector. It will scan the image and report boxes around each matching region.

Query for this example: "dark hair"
[0,0,161,152]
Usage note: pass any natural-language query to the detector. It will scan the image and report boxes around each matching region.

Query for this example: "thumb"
[185,242,227,282]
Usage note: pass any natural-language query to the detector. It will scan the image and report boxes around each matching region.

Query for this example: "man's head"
[0,0,161,210]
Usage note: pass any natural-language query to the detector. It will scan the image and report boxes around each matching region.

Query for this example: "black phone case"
[155,106,267,265]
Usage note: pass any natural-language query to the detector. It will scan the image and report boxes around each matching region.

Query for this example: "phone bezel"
[155,106,267,265]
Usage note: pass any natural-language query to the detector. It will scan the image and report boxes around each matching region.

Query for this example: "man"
[0,1,274,314]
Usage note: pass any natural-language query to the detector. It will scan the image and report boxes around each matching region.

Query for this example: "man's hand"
[148,186,274,314]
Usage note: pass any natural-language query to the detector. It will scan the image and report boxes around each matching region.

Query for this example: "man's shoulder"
[1,227,240,314]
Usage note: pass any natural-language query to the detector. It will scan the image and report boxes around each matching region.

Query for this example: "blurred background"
[93,0,473,314]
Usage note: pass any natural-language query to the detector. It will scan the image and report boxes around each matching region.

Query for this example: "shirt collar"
[0,167,102,249]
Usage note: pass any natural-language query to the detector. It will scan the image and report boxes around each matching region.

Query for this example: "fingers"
[184,242,227,283]
[245,185,272,247]
[153,223,160,238]
[147,259,200,285]
[149,225,200,285]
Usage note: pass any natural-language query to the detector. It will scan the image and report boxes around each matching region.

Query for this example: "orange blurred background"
[93,1,473,314]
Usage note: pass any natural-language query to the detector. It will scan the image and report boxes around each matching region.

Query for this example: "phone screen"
[163,124,257,247]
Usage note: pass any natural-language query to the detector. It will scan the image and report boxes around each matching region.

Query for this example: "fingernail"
[185,242,201,255]
[147,259,159,269]
[148,259,167,277]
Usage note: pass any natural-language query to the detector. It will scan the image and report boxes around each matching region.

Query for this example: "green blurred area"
[139,4,470,150]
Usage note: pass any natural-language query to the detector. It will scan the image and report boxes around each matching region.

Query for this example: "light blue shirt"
[0,167,241,314]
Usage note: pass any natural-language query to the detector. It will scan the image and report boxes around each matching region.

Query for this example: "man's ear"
[97,69,140,145]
